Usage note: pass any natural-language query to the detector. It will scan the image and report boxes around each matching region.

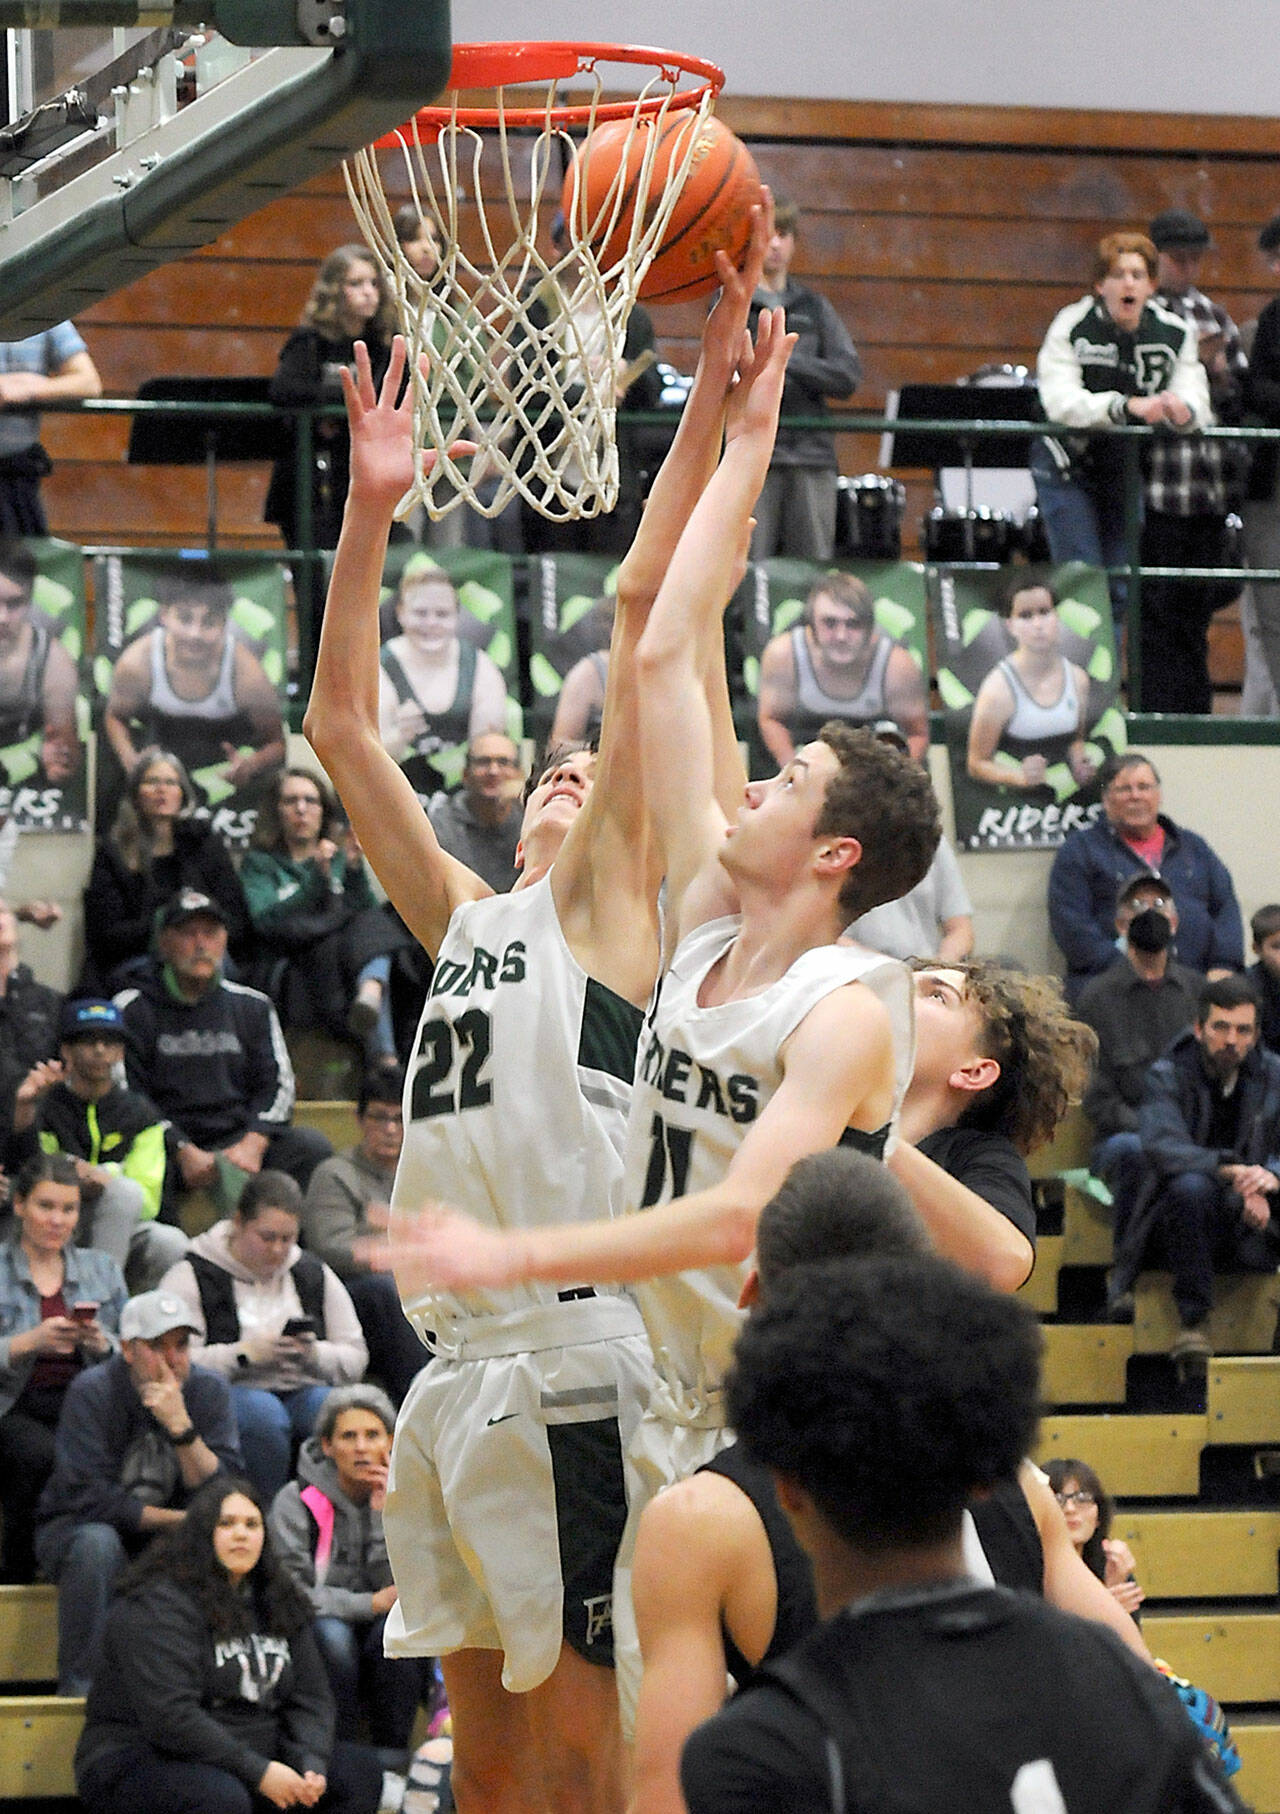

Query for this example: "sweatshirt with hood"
[269,1434,392,1624]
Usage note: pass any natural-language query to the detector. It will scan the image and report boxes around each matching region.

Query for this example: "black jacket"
[1078,958,1203,1138]
[0,962,60,1150]
[83,819,251,987]
[1139,1027,1280,1181]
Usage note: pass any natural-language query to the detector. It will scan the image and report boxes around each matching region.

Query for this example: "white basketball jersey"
[392,875,645,1328]
[624,918,914,1421]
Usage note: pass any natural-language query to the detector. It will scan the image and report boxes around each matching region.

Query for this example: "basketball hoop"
[344,42,724,523]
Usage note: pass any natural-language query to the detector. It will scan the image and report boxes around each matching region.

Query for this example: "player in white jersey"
[304,204,777,1814]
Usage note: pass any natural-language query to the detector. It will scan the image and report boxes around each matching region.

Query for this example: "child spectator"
[1248,903,1280,1053]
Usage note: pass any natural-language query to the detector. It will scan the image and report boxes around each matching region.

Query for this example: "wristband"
[170,1425,199,1447]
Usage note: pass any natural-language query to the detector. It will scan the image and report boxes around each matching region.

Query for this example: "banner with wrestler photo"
[0,535,90,831]
[92,551,289,847]
[371,545,522,799]
[932,561,1126,852]
[523,552,618,746]
[734,558,930,779]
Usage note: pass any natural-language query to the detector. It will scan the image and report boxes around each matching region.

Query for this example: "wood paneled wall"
[39,97,1280,555]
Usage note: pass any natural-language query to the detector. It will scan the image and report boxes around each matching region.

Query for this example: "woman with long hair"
[82,745,250,990]
[75,1475,382,1814]
[1044,1455,1144,1621]
[0,1153,124,1581]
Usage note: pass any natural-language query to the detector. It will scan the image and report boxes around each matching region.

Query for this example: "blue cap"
[60,997,125,1042]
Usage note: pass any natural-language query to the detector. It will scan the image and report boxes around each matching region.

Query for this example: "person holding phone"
[0,1152,126,1581]
[160,1171,366,1500]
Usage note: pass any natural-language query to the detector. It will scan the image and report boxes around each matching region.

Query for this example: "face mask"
[1128,907,1173,953]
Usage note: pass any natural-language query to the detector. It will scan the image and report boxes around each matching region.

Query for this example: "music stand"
[127,377,287,551]
[881,383,1044,559]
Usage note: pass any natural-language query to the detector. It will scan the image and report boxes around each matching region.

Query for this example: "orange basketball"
[560,113,761,305]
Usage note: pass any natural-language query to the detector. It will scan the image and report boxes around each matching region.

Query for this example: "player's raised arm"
[635,306,796,926]
[302,339,486,960]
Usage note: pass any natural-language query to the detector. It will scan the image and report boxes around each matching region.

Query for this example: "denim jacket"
[0,1238,127,1418]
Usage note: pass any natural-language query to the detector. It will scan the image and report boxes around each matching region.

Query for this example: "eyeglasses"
[362,1108,403,1125]
[469,756,518,772]
[1054,1490,1097,1509]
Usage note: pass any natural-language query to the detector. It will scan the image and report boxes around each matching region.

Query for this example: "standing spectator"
[302,1069,426,1406]
[101,568,285,809]
[7,998,188,1287]
[265,246,397,558]
[75,1475,382,1814]
[160,1171,367,1501]
[1142,209,1249,714]
[0,536,80,788]
[746,196,861,561]
[34,1288,242,1695]
[426,733,524,895]
[850,722,973,962]
[0,894,60,1156]
[240,768,398,1062]
[1248,903,1280,1054]
[1139,975,1280,1361]
[1077,874,1203,1317]
[0,1153,124,1583]
[1033,231,1208,623]
[270,1386,433,1762]
[756,572,928,763]
[115,889,331,1204]
[81,746,250,993]
[0,324,101,534]
[1048,751,1243,1003]
[1242,211,1280,712]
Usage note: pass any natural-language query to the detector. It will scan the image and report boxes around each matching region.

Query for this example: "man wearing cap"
[1077,874,1204,1317]
[1141,209,1249,714]
[850,722,973,961]
[114,889,330,1205]
[6,999,188,1289]
[34,1288,242,1695]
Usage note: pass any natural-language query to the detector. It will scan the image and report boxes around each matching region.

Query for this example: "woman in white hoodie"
[160,1171,367,1498]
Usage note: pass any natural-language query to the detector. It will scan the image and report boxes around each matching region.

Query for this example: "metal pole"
[1122,432,1144,709]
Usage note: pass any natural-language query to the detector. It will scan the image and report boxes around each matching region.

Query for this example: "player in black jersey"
[680,1245,1243,1814]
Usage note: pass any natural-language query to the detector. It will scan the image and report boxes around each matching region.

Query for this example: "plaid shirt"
[1145,285,1248,517]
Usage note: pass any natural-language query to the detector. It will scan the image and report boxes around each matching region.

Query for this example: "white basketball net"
[345,56,716,522]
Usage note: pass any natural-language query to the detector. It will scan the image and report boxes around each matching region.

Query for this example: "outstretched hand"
[355,1201,521,1296]
[342,337,477,513]
[701,186,773,379]
[723,306,798,449]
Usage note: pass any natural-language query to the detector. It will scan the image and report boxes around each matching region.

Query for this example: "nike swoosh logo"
[486,1412,518,1426]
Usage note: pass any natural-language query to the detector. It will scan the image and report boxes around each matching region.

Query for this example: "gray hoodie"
[268,1434,392,1623]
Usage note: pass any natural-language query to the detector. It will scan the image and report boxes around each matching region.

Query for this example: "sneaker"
[1170,1324,1212,1362]
[404,1736,453,1814]
[347,978,383,1038]
[1105,1288,1135,1324]
[379,1770,407,1814]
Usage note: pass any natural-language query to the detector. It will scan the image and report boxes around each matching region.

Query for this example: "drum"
[834,474,906,560]
[1018,507,1052,563]
[923,506,1020,564]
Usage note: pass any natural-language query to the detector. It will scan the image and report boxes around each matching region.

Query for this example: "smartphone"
[71,1301,99,1325]
[282,1317,316,1338]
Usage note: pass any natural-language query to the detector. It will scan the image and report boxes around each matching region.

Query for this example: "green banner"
[524,552,618,744]
[92,551,290,848]
[931,561,1126,851]
[0,537,90,832]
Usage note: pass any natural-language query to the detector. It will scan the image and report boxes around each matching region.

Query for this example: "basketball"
[560,113,761,305]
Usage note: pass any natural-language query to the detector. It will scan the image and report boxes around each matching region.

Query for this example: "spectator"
[1043,1457,1144,1623]
[1048,751,1244,1003]
[269,1386,433,1765]
[7,998,188,1288]
[966,571,1097,794]
[378,565,508,798]
[160,1170,367,1501]
[1240,211,1280,712]
[1143,209,1249,714]
[850,722,973,962]
[75,1474,382,1814]
[1249,903,1280,1053]
[0,536,80,789]
[81,746,250,993]
[34,1287,242,1696]
[757,572,928,765]
[302,1069,425,1406]
[240,768,399,1064]
[551,647,609,747]
[678,1253,1236,1814]
[1138,974,1280,1361]
[102,567,286,808]
[1032,230,1208,622]
[0,814,61,926]
[426,733,524,895]
[265,245,398,558]
[0,324,101,534]
[0,1153,124,1583]
[745,195,861,561]
[114,889,331,1204]
[1077,874,1204,1318]
[0,894,60,1156]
